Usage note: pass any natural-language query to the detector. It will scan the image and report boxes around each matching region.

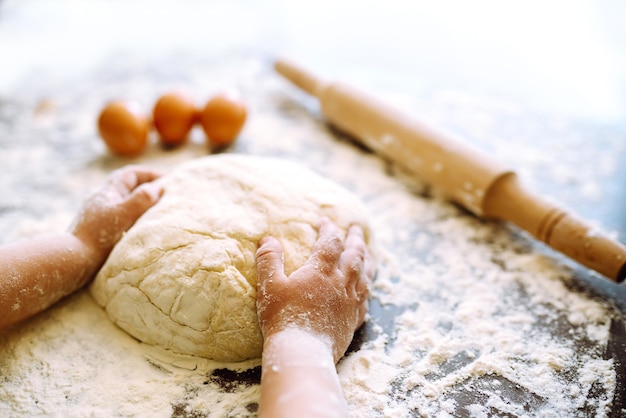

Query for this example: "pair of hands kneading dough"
[90,154,375,362]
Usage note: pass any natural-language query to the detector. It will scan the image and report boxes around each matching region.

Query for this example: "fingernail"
[259,236,273,246]
[317,216,330,228]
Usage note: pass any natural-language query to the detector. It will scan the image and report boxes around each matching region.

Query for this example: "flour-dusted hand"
[71,165,163,264]
[256,217,372,362]
[255,217,374,418]
[0,165,163,330]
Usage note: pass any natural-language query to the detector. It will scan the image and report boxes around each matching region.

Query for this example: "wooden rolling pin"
[275,58,626,283]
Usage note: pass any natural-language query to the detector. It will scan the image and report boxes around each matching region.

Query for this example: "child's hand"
[0,165,163,330]
[71,166,163,264]
[256,217,373,363]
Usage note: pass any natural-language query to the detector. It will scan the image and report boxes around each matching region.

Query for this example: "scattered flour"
[0,54,623,417]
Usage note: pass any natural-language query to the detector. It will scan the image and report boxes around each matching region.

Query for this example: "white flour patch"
[0,54,623,417]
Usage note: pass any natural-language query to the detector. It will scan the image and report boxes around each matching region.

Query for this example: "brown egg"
[97,101,149,157]
[199,93,248,149]
[152,92,198,147]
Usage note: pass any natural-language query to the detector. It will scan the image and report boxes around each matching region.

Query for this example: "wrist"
[71,228,107,262]
[264,327,336,370]
[260,328,348,418]
[67,232,105,286]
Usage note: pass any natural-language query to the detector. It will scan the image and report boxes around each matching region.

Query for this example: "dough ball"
[90,154,373,362]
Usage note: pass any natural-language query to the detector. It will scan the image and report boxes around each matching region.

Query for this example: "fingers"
[348,226,371,328]
[110,166,164,196]
[120,182,164,224]
[340,224,368,285]
[338,224,372,327]
[340,225,365,269]
[131,167,164,185]
[101,167,164,230]
[310,217,344,268]
[256,236,286,288]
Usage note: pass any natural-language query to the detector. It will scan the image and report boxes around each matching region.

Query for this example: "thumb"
[255,236,285,287]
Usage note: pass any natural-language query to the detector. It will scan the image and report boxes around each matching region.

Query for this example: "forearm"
[259,328,349,418]
[0,233,98,329]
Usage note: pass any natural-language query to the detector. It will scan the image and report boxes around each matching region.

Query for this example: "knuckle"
[327,234,343,249]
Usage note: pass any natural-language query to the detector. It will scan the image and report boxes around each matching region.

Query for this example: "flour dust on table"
[0,54,623,417]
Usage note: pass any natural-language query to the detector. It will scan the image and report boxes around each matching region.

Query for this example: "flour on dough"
[90,154,373,362]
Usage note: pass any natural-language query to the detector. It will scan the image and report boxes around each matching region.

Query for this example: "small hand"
[71,165,163,264]
[255,217,373,363]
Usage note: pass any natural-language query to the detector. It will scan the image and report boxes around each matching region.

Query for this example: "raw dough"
[90,154,373,362]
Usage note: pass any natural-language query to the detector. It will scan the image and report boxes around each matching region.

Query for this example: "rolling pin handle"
[275,59,326,98]
[547,212,626,282]
[484,173,626,282]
